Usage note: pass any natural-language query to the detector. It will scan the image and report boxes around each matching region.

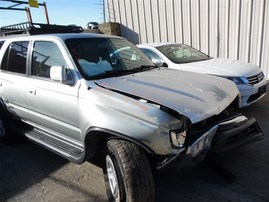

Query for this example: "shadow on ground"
[0,139,107,201]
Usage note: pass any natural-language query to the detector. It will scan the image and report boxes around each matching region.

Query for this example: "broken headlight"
[170,130,186,148]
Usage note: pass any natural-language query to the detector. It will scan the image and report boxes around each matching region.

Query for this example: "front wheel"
[104,139,155,202]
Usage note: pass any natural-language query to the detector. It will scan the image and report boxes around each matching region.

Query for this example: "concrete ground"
[0,84,268,202]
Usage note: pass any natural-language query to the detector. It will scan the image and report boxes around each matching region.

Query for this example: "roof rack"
[0,22,84,36]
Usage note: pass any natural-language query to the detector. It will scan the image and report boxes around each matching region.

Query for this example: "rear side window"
[31,41,67,78]
[1,41,29,74]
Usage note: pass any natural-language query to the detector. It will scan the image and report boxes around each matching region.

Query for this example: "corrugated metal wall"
[107,0,269,79]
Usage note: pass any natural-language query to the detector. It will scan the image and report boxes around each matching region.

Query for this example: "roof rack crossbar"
[1,22,84,36]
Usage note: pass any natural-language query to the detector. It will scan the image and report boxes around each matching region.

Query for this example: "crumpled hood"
[95,68,238,123]
[181,58,261,77]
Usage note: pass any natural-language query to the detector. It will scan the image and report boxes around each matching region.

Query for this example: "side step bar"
[24,128,85,164]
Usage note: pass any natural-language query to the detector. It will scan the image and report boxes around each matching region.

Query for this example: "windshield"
[156,44,211,64]
[66,37,155,79]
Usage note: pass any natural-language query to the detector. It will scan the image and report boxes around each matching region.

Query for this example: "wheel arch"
[84,127,155,161]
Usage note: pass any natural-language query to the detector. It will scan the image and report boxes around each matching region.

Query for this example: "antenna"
[102,0,106,23]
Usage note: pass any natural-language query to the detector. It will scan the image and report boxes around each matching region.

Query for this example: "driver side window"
[32,41,67,78]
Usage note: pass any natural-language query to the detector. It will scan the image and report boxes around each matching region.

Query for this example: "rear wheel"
[0,112,12,143]
[104,139,155,202]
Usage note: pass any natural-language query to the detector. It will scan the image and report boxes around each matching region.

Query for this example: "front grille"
[247,72,264,85]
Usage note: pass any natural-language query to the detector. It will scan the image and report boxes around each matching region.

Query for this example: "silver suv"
[0,31,263,201]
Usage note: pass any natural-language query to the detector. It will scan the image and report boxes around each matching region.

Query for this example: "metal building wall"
[107,0,269,79]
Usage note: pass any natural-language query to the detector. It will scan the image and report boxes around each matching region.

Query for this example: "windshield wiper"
[90,65,158,79]
[132,65,159,71]
[90,69,134,79]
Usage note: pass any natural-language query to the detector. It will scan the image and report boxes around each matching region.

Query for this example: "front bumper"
[210,116,263,153]
[238,79,267,107]
[186,115,263,164]
[157,114,263,170]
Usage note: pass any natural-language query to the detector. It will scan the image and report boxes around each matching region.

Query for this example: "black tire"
[0,111,13,143]
[103,139,155,202]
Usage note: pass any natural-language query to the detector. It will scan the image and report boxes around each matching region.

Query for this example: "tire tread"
[107,139,154,202]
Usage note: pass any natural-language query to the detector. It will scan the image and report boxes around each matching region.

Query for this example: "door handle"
[0,82,2,86]
[28,89,36,95]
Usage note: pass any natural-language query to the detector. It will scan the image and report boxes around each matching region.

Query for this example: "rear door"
[0,40,30,120]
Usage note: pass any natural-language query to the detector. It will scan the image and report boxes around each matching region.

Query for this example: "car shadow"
[154,140,269,201]
[0,138,107,201]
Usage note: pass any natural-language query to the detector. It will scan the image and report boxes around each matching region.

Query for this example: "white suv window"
[1,41,29,74]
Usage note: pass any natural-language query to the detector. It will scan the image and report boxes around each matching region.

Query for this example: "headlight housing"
[170,130,186,148]
[226,77,246,85]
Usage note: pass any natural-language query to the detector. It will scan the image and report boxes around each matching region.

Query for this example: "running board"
[24,128,85,164]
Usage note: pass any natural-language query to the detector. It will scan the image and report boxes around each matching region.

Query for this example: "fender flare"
[84,127,155,159]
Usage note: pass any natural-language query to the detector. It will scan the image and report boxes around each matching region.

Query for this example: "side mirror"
[154,60,168,68]
[162,62,168,67]
[50,66,67,82]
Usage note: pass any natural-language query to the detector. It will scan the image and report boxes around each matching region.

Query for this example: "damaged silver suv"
[0,24,263,202]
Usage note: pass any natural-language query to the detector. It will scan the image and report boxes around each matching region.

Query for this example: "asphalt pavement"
[0,83,268,202]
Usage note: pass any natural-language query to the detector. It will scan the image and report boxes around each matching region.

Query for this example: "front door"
[26,40,81,142]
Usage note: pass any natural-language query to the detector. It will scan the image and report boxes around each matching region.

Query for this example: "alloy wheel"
[106,155,120,202]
